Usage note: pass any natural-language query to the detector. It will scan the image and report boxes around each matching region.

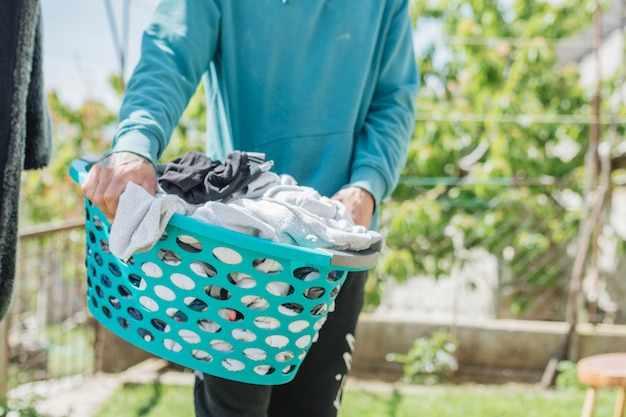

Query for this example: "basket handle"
[69,157,94,185]
[317,239,382,269]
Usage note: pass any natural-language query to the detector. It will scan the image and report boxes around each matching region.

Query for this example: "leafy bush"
[386,331,459,385]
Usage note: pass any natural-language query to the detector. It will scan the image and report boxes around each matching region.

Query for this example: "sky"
[41,0,159,109]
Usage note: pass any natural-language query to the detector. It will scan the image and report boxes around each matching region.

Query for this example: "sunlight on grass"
[92,382,618,417]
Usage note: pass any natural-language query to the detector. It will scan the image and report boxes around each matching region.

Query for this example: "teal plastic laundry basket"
[70,158,380,385]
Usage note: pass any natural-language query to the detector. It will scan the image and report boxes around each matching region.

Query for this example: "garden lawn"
[92,381,618,417]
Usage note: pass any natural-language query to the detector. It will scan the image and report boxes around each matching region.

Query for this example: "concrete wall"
[351,315,626,383]
[99,314,626,383]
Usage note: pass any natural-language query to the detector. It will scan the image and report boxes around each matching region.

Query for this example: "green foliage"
[386,331,459,385]
[555,360,586,391]
[20,79,207,224]
[376,0,624,316]
[0,395,56,417]
[20,92,117,224]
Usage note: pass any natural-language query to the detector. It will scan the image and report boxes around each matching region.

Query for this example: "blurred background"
[3,0,626,415]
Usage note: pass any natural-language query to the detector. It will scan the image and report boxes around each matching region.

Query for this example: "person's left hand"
[332,186,374,229]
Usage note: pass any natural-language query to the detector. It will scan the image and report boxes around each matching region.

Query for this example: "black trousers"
[194,270,368,417]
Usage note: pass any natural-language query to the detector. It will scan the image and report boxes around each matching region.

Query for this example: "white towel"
[191,181,382,251]
[109,182,186,261]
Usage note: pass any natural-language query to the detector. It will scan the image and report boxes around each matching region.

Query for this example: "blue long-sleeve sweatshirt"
[111,0,419,228]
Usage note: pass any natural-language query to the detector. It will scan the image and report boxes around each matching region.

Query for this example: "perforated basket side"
[83,199,350,385]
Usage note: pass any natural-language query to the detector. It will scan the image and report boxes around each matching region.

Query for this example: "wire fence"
[3,218,94,401]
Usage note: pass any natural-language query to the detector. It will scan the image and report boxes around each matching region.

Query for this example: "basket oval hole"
[129,274,147,290]
[227,272,256,288]
[197,319,221,333]
[313,317,328,331]
[185,297,208,312]
[118,317,131,330]
[252,258,283,274]
[330,285,341,298]
[304,287,326,300]
[179,329,201,344]
[176,235,203,253]
[295,335,312,349]
[127,307,143,321]
[282,365,297,375]
[94,252,104,266]
[118,285,133,299]
[190,261,217,278]
[218,308,244,322]
[212,247,242,265]
[95,286,104,298]
[108,263,122,277]
[326,270,344,283]
[109,296,121,309]
[254,316,280,330]
[92,214,103,230]
[151,318,171,333]
[265,282,294,297]
[138,328,154,342]
[191,350,212,362]
[210,340,234,353]
[102,306,112,319]
[99,239,111,254]
[222,358,245,372]
[154,285,176,301]
[265,335,289,349]
[166,308,188,323]
[90,296,98,308]
[141,262,163,278]
[254,365,275,376]
[293,267,320,281]
[310,303,327,316]
[244,348,267,361]
[288,320,309,333]
[275,351,295,363]
[163,339,183,352]
[171,273,195,290]
[278,303,304,316]
[139,296,159,312]
[100,274,112,288]
[241,296,269,310]
[205,285,231,301]
[88,230,96,244]
[232,328,256,342]
[157,249,181,266]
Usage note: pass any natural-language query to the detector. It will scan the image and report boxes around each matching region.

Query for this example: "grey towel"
[0,0,52,320]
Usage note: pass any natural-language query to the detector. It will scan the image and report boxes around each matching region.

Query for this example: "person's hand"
[81,152,157,221]
[332,186,375,229]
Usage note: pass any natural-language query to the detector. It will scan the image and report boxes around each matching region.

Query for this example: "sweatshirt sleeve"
[109,0,220,166]
[348,0,419,207]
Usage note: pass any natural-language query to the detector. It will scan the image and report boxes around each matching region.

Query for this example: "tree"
[374,0,624,319]
[20,76,206,224]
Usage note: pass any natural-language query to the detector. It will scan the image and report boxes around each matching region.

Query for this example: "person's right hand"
[81,152,157,221]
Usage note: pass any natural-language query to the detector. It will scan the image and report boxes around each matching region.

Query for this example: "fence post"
[0,317,8,405]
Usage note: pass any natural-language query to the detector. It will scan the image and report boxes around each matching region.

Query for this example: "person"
[0,0,51,321]
[82,1,418,416]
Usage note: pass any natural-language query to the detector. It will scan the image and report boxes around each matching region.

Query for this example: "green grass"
[92,382,619,417]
